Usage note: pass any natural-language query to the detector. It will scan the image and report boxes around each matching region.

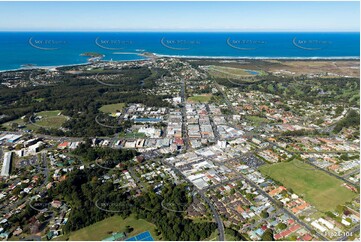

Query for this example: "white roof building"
[1,152,12,177]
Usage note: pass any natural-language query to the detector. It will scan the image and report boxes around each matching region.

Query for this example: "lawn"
[99,103,126,115]
[119,131,147,139]
[187,94,212,103]
[259,159,358,212]
[2,117,29,129]
[56,214,161,241]
[34,110,68,129]
[2,110,68,130]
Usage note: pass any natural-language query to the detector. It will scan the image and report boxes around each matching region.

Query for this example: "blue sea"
[0,32,359,71]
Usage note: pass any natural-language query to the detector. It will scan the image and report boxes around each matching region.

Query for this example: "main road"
[180,78,190,150]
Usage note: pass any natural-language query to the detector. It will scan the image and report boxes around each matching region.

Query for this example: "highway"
[205,104,221,141]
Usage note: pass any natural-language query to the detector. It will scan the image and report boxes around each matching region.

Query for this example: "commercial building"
[1,152,12,177]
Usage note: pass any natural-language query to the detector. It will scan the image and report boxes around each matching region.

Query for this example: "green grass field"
[119,131,147,139]
[187,94,212,103]
[3,110,68,130]
[55,214,161,241]
[259,160,358,212]
[34,110,68,129]
[99,103,126,115]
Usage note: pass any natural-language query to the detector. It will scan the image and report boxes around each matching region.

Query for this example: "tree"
[125,225,133,233]
[260,210,269,219]
[261,229,274,241]
[277,223,287,230]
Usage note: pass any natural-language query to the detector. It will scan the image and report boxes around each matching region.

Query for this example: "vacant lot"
[187,94,212,103]
[57,214,160,241]
[259,159,358,212]
[99,103,126,115]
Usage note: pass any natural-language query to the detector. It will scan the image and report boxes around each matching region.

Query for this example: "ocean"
[0,32,359,71]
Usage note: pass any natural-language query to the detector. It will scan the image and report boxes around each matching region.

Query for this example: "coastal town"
[0,57,359,241]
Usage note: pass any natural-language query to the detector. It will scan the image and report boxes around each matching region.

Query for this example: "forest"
[0,66,171,137]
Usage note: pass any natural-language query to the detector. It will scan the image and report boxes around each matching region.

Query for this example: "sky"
[0,1,359,32]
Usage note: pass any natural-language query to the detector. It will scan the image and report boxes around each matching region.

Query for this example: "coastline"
[0,53,359,73]
[151,53,360,60]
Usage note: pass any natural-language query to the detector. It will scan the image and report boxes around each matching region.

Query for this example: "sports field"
[187,94,212,103]
[99,103,126,115]
[259,159,358,212]
[56,214,160,241]
[3,110,68,130]
[34,110,68,129]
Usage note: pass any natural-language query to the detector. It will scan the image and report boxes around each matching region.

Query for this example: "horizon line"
[0,30,360,33]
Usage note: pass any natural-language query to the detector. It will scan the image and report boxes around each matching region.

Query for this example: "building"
[102,232,126,241]
[1,152,12,177]
[0,134,22,143]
